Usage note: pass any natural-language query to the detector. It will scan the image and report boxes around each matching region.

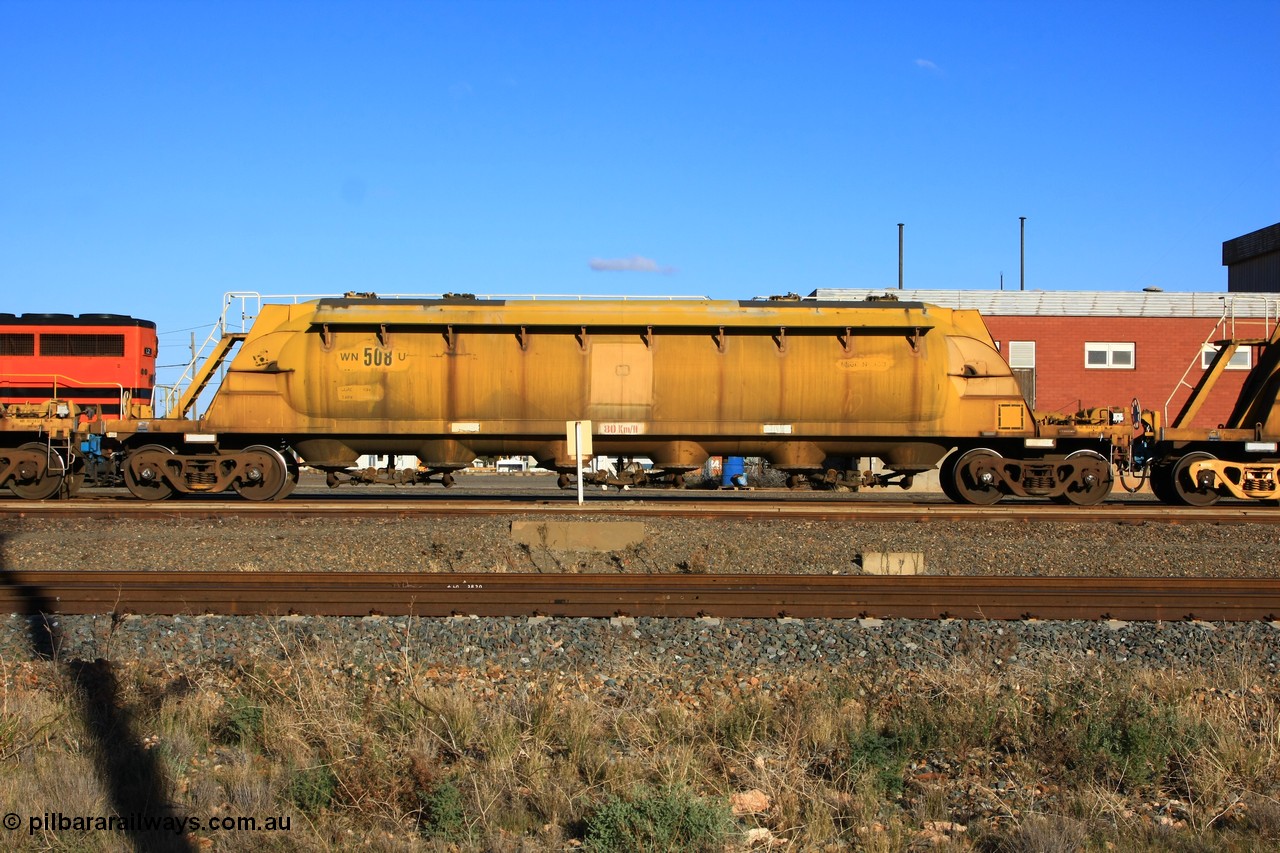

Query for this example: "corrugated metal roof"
[811,289,1280,319]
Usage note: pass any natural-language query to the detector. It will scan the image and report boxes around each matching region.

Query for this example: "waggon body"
[1,295,1140,503]
[128,296,1035,472]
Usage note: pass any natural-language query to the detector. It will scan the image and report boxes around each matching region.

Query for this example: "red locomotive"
[0,313,158,497]
[0,313,158,416]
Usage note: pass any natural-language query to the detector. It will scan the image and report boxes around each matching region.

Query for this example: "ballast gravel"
[3,613,1279,690]
[0,508,1276,577]
[2,477,1277,673]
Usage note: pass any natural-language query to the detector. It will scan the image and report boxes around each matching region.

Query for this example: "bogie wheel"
[1149,462,1177,504]
[123,444,176,501]
[276,449,302,499]
[1061,449,1114,506]
[949,448,1005,505]
[8,443,67,500]
[233,445,291,501]
[1169,451,1222,507]
[63,454,87,496]
[939,451,964,503]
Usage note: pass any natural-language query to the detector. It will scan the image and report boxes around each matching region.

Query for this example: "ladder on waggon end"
[1166,301,1280,430]
[173,332,247,418]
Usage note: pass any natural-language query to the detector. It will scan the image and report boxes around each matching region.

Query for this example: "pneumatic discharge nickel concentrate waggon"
[3,293,1279,505]
[4,294,1124,504]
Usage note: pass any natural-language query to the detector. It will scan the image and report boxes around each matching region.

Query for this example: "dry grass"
[2,630,1280,851]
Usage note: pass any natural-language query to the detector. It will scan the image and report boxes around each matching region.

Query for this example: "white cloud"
[915,58,941,73]
[589,255,676,274]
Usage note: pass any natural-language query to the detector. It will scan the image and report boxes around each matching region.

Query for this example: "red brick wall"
[979,316,1254,429]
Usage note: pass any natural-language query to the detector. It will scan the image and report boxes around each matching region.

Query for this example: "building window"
[1085,342,1135,369]
[1006,341,1036,369]
[1201,344,1251,370]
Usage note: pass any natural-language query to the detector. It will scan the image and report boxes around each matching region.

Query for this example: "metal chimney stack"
[898,223,904,289]
[1020,217,1026,291]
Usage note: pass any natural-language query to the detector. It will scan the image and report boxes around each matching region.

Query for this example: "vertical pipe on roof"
[1019,217,1027,291]
[898,223,904,289]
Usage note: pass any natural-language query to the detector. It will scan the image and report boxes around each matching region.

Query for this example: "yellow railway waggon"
[93,294,1129,504]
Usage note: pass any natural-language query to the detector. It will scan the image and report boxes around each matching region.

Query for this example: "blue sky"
[3,0,1277,370]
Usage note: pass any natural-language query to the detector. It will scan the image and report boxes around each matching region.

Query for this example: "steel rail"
[2,496,1279,524]
[2,572,1278,621]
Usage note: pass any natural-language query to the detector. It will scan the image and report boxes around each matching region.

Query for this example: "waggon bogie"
[1200,457,1280,501]
[939,444,1118,506]
[1147,446,1280,505]
[119,441,302,501]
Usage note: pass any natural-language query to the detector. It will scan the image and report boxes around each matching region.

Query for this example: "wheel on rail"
[1059,449,1114,506]
[64,473,84,497]
[123,444,177,501]
[938,451,964,503]
[233,445,291,501]
[64,456,86,497]
[1168,451,1222,507]
[275,449,302,499]
[948,448,1005,505]
[1149,461,1177,504]
[8,442,67,500]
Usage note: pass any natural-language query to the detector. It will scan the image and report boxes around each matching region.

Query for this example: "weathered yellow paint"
[148,297,1036,472]
[997,403,1026,431]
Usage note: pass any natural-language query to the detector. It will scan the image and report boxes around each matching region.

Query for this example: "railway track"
[3,572,1278,621]
[2,493,1279,523]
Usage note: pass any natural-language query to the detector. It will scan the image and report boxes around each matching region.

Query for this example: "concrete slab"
[860,551,926,575]
[511,520,646,552]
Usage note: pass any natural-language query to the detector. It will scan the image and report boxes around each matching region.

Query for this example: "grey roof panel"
[811,289,1280,319]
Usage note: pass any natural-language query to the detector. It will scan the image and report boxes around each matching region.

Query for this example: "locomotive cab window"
[38,333,126,357]
[1084,342,1134,369]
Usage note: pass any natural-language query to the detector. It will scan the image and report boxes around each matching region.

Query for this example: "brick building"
[813,288,1278,429]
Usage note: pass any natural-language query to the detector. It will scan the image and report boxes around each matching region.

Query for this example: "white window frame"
[1084,342,1135,369]
[1006,340,1036,369]
[1201,344,1251,371]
